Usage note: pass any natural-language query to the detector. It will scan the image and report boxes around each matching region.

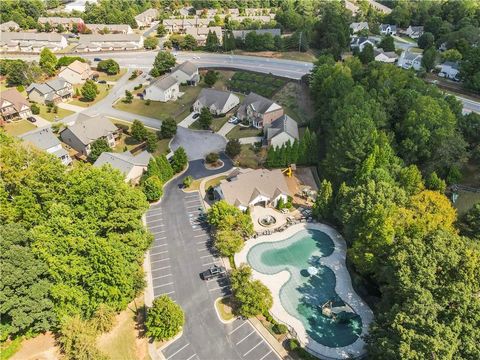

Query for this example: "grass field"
[70,83,110,107]
[190,115,229,132]
[215,297,235,321]
[226,126,263,139]
[96,68,127,82]
[114,85,202,123]
[37,103,74,121]
[454,190,480,215]
[228,71,286,98]
[3,120,36,136]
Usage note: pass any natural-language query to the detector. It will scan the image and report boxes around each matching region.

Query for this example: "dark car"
[93,57,102,62]
[201,265,226,280]
[27,116,36,123]
[192,112,200,119]
[97,80,107,84]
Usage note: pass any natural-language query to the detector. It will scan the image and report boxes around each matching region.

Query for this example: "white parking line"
[186,205,201,209]
[166,343,189,359]
[152,274,171,280]
[147,219,164,224]
[151,230,166,234]
[258,350,273,360]
[243,340,263,357]
[152,265,171,271]
[236,330,255,345]
[153,282,174,289]
[200,254,212,258]
[151,258,170,264]
[202,261,219,266]
[151,244,167,249]
[148,210,163,215]
[206,275,226,282]
[149,224,165,230]
[197,248,209,252]
[151,250,168,256]
[147,215,163,221]
[184,194,198,199]
[208,284,230,292]
[194,233,208,238]
[185,354,197,360]
[229,321,247,335]
[185,199,200,203]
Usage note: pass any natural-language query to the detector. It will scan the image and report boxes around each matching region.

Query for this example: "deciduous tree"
[146,295,184,341]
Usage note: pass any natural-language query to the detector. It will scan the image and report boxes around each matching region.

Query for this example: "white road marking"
[185,354,197,360]
[149,224,165,230]
[208,284,230,292]
[186,204,201,209]
[151,244,167,249]
[151,230,166,234]
[155,236,167,240]
[185,199,200,203]
[153,282,173,289]
[150,258,170,263]
[147,219,164,224]
[151,250,168,256]
[152,274,171,280]
[166,343,189,359]
[258,350,273,360]
[229,321,247,335]
[197,248,209,252]
[202,261,219,266]
[152,265,171,271]
[243,340,263,357]
[236,330,255,345]
[194,234,208,238]
[200,254,212,258]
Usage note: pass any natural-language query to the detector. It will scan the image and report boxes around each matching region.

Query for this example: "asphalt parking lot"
[145,173,280,360]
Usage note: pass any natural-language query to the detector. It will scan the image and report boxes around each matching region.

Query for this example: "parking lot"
[146,176,280,360]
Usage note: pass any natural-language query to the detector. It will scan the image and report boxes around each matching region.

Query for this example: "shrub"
[183,175,193,188]
[160,117,177,139]
[134,84,142,90]
[142,176,163,202]
[16,85,24,92]
[145,99,151,105]
[115,123,130,134]
[226,139,241,158]
[205,152,219,164]
[272,323,288,334]
[91,304,116,333]
[145,295,184,341]
[30,103,40,115]
[97,59,120,75]
[171,147,188,173]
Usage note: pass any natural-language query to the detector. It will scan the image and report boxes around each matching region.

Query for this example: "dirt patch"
[273,82,314,126]
[11,332,60,360]
[285,167,318,207]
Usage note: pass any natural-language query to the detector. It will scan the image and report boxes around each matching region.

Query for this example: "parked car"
[93,57,102,62]
[201,265,226,280]
[97,80,107,84]
[228,116,239,124]
[193,55,200,59]
[27,116,36,123]
[192,112,200,119]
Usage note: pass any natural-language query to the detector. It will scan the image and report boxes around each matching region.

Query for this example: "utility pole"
[299,31,303,52]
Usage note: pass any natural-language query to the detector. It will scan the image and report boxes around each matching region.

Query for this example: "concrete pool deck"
[234,223,374,359]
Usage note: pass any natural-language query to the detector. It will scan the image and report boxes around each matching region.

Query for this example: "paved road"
[171,127,227,160]
[457,96,480,114]
[145,173,279,360]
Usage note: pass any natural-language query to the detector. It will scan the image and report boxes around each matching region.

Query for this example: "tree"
[142,176,163,202]
[96,59,120,75]
[378,35,395,52]
[215,229,244,257]
[425,172,446,192]
[205,152,219,164]
[226,139,241,158]
[312,180,333,221]
[131,120,147,141]
[160,117,177,139]
[421,47,437,71]
[459,202,480,240]
[91,304,116,333]
[418,32,435,49]
[223,30,236,51]
[39,48,57,76]
[198,107,212,129]
[145,295,184,341]
[171,147,188,173]
[31,103,40,115]
[204,70,218,87]
[460,47,480,93]
[156,24,166,37]
[230,265,273,318]
[81,79,98,101]
[56,56,86,68]
[88,138,110,161]
[56,24,65,33]
[145,132,157,153]
[151,51,176,77]
[144,36,159,50]
[359,43,375,64]
[123,90,133,103]
[207,200,254,238]
[205,30,220,51]
[442,49,462,62]
[183,35,197,50]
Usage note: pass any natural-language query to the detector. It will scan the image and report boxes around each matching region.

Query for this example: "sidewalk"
[217,122,235,137]
[239,136,262,144]
[32,115,51,128]
[177,111,196,128]
[57,102,85,112]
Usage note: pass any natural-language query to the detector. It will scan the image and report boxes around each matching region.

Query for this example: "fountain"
[258,215,277,227]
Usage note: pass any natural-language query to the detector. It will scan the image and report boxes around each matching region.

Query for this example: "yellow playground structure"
[282,164,296,177]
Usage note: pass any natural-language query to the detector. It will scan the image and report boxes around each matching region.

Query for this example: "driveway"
[145,173,280,360]
[217,122,235,137]
[177,111,198,128]
[170,127,227,160]
[32,115,51,128]
[187,153,233,179]
[239,136,263,145]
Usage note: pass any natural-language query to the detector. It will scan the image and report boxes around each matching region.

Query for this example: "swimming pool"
[247,229,362,348]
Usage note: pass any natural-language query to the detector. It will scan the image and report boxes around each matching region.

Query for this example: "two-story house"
[170,61,199,85]
[397,51,423,70]
[26,78,73,105]
[0,89,32,123]
[58,60,94,85]
[38,16,84,31]
[405,26,424,39]
[20,127,72,165]
[144,75,179,102]
[134,8,159,28]
[379,24,397,35]
[193,88,240,115]
[60,114,118,156]
[93,150,152,183]
[237,92,283,129]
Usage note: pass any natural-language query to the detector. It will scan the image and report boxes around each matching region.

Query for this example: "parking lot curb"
[248,317,290,360]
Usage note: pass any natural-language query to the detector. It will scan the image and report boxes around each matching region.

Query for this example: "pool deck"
[235,223,374,359]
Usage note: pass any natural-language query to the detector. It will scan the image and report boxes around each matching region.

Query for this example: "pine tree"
[298,128,311,165]
[291,139,299,164]
[285,141,293,165]
[278,145,287,167]
[266,147,276,168]
[156,155,174,183]
[309,131,319,165]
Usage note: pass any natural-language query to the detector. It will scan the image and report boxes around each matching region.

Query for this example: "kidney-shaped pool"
[247,229,362,348]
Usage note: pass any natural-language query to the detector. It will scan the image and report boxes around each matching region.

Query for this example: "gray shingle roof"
[94,151,152,175]
[63,114,118,145]
[26,77,70,95]
[78,33,142,44]
[196,88,235,110]
[20,127,60,151]
[0,31,66,43]
[267,114,299,141]
[171,61,198,76]
[241,92,279,114]
[149,74,178,90]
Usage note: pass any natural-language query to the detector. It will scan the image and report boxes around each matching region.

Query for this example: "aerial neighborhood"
[1,1,479,360]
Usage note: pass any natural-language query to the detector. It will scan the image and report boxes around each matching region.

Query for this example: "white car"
[193,55,200,59]
[228,116,239,124]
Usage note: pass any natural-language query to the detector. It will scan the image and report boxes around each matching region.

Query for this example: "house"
[350,36,376,52]
[0,21,20,32]
[85,24,133,34]
[185,26,223,46]
[369,0,392,14]
[38,16,84,30]
[75,34,144,52]
[163,18,211,33]
[170,61,199,85]
[58,60,94,85]
[350,22,369,34]
[0,31,68,51]
[193,88,240,115]
[266,115,299,148]
[237,92,283,128]
[26,78,73,105]
[397,51,423,70]
[178,7,194,17]
[438,61,460,81]
[94,150,152,183]
[135,8,159,28]
[374,49,398,63]
[379,24,397,35]
[60,114,118,156]
[20,127,72,165]
[405,26,424,39]
[231,28,281,40]
[0,89,32,122]
[215,168,290,211]
[144,75,179,102]
[195,8,217,17]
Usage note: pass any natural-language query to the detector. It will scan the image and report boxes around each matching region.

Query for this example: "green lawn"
[234,144,266,169]
[37,103,74,121]
[190,115,229,132]
[112,120,170,156]
[70,83,110,107]
[454,191,480,215]
[3,119,36,136]
[205,175,227,190]
[96,68,127,82]
[226,125,263,139]
[114,85,203,123]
